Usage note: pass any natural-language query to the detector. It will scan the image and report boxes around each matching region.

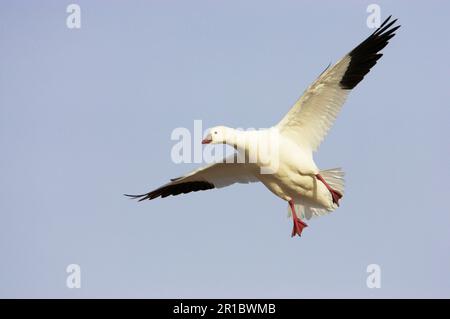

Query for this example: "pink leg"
[315,174,343,206]
[289,200,308,237]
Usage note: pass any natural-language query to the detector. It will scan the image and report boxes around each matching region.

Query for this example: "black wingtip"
[124,193,149,201]
[124,193,139,198]
[379,15,392,29]
[339,15,400,90]
[124,181,215,202]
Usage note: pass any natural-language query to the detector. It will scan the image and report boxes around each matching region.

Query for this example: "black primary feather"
[124,181,215,201]
[340,15,401,90]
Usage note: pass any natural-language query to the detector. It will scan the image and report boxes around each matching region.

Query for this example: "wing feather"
[277,16,400,151]
[125,155,260,201]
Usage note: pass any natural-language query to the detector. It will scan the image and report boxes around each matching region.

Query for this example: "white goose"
[126,16,400,237]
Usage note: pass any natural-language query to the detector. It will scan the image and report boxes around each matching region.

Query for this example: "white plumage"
[127,16,400,237]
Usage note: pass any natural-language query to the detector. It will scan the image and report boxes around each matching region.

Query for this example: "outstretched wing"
[277,16,400,151]
[125,155,260,201]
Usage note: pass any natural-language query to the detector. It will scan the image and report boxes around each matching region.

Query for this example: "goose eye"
[214,131,217,134]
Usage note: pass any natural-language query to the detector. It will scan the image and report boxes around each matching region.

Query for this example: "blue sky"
[1,0,449,298]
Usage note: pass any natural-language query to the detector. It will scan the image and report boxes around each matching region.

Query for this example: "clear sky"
[1,1,449,298]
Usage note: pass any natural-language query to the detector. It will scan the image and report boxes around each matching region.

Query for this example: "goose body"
[127,16,400,237]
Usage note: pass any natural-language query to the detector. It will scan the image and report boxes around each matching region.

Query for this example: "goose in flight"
[126,16,400,237]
